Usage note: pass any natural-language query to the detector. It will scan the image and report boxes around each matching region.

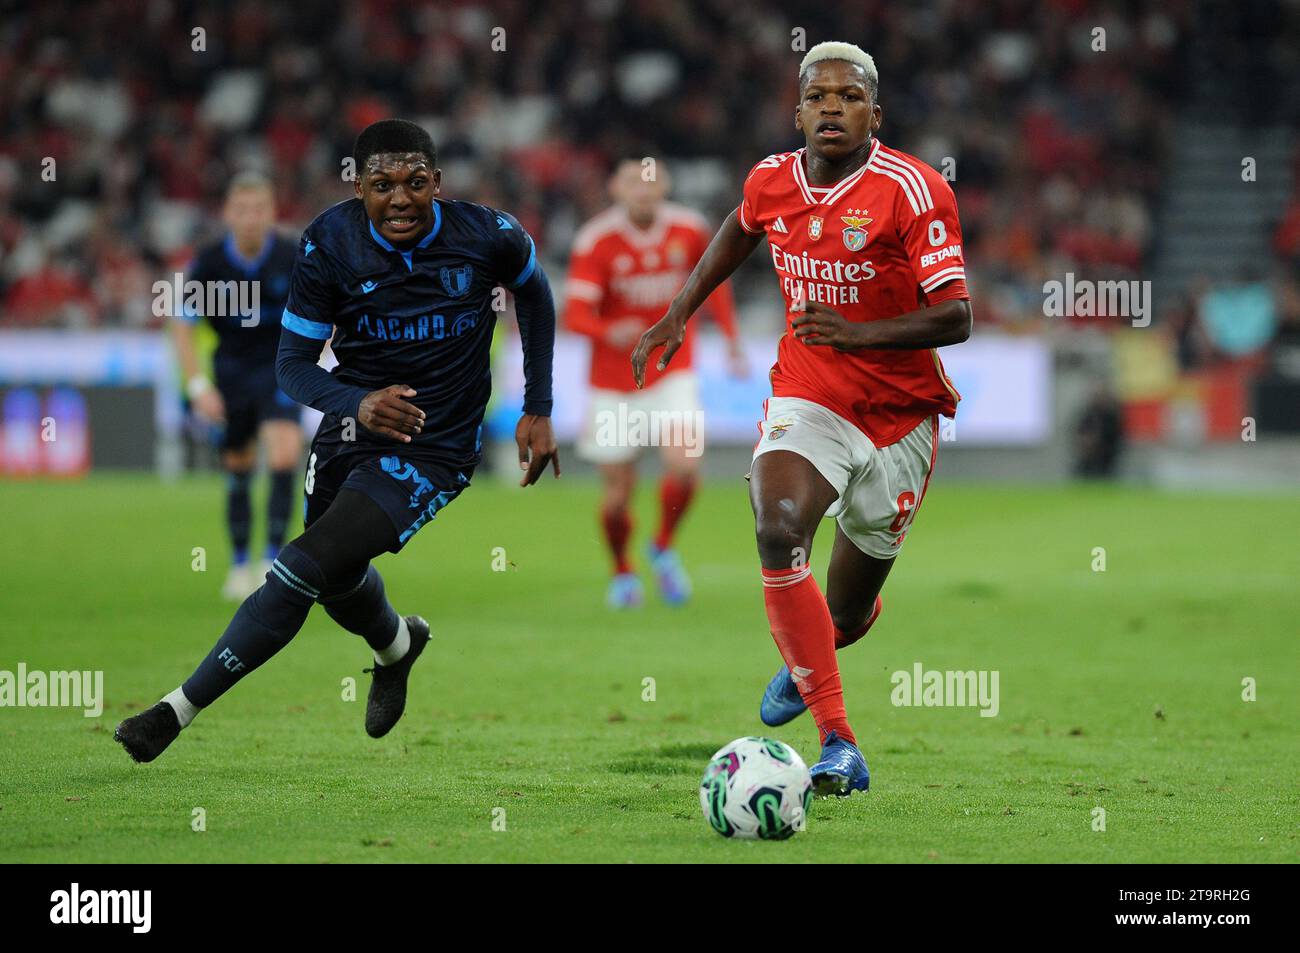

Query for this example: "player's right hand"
[359,384,425,443]
[194,389,225,424]
[631,312,686,389]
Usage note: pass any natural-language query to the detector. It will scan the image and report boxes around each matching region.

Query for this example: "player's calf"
[319,564,402,651]
[759,594,884,725]
[834,594,883,649]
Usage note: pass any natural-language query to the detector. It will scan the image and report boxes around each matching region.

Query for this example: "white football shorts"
[751,396,939,559]
[577,370,703,465]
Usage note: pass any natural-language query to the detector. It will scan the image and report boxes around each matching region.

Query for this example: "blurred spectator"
[1164,288,1214,373]
[1197,270,1279,358]
[1074,383,1124,478]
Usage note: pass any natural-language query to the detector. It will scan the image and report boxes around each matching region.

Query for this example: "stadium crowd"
[0,0,1295,364]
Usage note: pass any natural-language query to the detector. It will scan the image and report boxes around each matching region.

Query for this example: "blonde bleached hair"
[798,42,878,99]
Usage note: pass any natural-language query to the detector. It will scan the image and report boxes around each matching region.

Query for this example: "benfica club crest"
[840,210,873,252]
[808,215,824,240]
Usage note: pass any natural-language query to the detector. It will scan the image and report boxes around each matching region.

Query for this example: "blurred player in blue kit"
[172,173,303,600]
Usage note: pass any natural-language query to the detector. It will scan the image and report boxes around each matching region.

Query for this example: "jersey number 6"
[888,490,917,534]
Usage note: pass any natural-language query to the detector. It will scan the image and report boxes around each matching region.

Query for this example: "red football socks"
[601,507,634,575]
[761,565,856,745]
[654,474,696,550]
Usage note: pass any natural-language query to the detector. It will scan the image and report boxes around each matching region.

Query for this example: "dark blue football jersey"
[181,233,296,374]
[281,197,539,455]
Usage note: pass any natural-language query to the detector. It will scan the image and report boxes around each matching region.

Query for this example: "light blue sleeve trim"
[506,240,537,289]
[281,309,332,339]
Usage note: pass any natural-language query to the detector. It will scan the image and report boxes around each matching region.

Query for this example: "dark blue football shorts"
[215,362,300,452]
[302,415,476,552]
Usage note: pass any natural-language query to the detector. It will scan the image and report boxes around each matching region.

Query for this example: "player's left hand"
[791,301,865,350]
[515,414,561,487]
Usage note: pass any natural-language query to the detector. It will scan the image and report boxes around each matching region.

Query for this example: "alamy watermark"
[0,663,103,717]
[594,403,704,457]
[891,662,999,717]
[1043,273,1150,328]
[152,274,261,327]
[49,883,150,933]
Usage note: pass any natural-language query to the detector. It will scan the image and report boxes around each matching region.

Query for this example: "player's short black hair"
[352,119,437,173]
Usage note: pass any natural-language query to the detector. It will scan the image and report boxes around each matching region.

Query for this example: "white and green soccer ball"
[699,736,812,840]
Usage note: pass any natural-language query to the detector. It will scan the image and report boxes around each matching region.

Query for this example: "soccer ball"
[699,736,813,840]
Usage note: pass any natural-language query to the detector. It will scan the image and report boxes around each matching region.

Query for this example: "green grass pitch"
[0,472,1295,863]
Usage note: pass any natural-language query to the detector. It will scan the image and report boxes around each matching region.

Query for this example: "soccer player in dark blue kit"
[172,172,303,600]
[116,120,559,761]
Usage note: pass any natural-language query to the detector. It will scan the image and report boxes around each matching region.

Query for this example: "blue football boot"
[648,543,692,606]
[759,665,808,726]
[809,730,871,797]
[606,572,644,610]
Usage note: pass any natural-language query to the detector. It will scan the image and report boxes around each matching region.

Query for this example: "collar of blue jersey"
[366,199,442,272]
[223,231,275,275]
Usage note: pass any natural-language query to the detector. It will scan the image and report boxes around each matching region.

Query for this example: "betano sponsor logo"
[920,243,963,268]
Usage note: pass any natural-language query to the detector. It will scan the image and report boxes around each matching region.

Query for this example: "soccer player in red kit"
[633,43,972,795]
[565,156,745,609]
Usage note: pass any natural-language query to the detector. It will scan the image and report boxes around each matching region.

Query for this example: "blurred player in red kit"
[565,155,745,609]
[633,43,972,795]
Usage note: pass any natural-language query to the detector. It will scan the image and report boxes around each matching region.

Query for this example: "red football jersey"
[737,138,968,446]
[564,203,737,391]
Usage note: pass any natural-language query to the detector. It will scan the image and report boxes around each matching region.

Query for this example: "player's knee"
[753,511,811,567]
[317,564,371,605]
[601,485,634,514]
[661,449,699,480]
[268,454,298,474]
[223,448,256,472]
[664,464,698,485]
[265,429,302,471]
[247,542,325,634]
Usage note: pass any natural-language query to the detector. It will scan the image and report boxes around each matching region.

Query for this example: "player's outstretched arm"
[632,210,762,388]
[512,266,561,486]
[792,299,972,350]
